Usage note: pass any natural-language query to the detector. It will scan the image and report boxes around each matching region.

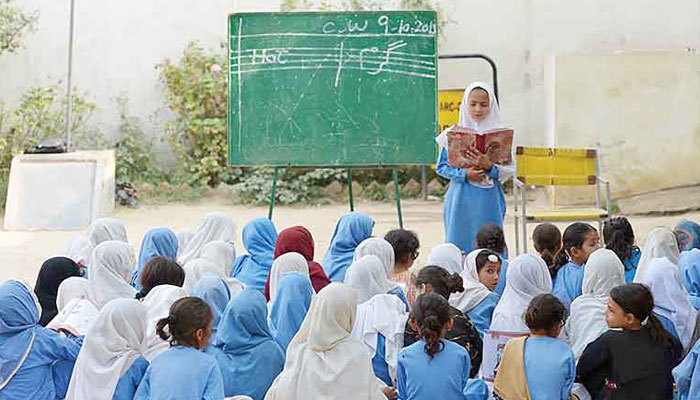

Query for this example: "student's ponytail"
[533,223,562,270]
[446,273,465,295]
[155,297,213,348]
[410,292,452,359]
[603,217,636,266]
[610,283,673,348]
[550,223,596,278]
[415,265,460,300]
[477,224,507,255]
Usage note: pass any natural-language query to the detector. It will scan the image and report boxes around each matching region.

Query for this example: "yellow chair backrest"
[515,146,598,186]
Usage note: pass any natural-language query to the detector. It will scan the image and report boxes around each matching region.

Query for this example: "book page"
[447,126,514,169]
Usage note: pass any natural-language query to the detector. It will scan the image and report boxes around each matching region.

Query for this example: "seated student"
[176,229,195,259]
[493,294,575,400]
[674,332,700,400]
[200,241,236,278]
[426,243,464,275]
[603,217,641,283]
[134,256,185,300]
[450,249,501,336]
[132,227,178,290]
[268,272,314,352]
[577,284,683,400]
[264,283,390,400]
[177,211,236,266]
[680,248,700,309]
[675,220,700,252]
[0,280,81,400]
[490,253,552,333]
[231,218,278,292]
[134,297,224,400]
[566,249,626,360]
[266,252,311,304]
[633,227,680,283]
[33,257,82,326]
[141,285,189,361]
[384,229,421,305]
[206,289,285,400]
[65,298,150,400]
[552,223,601,310]
[321,212,375,282]
[191,276,231,345]
[354,237,409,308]
[87,241,139,308]
[532,222,562,269]
[345,255,396,304]
[265,225,331,298]
[404,266,482,377]
[398,293,472,400]
[476,224,509,296]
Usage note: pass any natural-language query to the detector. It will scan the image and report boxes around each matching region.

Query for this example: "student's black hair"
[414,265,464,300]
[475,249,501,272]
[603,217,638,268]
[155,297,212,348]
[525,294,568,335]
[384,229,420,263]
[533,223,562,267]
[135,257,185,300]
[477,224,507,255]
[552,222,597,278]
[410,292,453,359]
[610,283,672,348]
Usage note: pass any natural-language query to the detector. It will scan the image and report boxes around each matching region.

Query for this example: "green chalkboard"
[227,11,438,167]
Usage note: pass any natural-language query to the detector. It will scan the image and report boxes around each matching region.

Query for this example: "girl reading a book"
[436,82,513,253]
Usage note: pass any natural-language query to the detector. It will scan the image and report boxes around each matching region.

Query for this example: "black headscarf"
[34,257,81,326]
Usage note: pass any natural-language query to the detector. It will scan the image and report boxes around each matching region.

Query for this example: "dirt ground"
[2,198,699,285]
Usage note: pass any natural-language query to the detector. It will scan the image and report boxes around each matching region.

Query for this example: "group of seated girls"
[3,212,700,400]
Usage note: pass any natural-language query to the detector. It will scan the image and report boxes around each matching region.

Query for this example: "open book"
[447,126,514,169]
[47,298,99,337]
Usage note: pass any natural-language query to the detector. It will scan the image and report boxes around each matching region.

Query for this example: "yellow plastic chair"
[513,146,611,255]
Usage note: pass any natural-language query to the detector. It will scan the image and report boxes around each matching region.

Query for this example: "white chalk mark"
[334,42,344,87]
[368,40,407,76]
[229,46,436,59]
[237,18,243,153]
[235,32,434,39]
[231,56,436,71]
[236,65,436,79]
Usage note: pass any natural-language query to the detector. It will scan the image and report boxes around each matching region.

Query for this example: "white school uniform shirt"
[65,298,148,400]
[264,283,385,400]
[87,241,137,308]
[141,284,188,362]
[450,249,493,313]
[566,249,626,359]
[344,255,394,304]
[490,253,552,333]
[178,212,237,266]
[426,243,464,275]
[268,252,311,304]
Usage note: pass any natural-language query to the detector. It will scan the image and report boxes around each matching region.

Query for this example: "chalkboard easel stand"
[267,167,404,229]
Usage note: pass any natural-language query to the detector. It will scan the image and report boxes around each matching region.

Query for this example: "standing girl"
[134,297,224,400]
[436,82,512,253]
[603,217,641,283]
[552,223,601,310]
[397,292,472,400]
[577,284,683,400]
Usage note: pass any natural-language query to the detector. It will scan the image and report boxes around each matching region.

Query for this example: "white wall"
[1,0,699,173]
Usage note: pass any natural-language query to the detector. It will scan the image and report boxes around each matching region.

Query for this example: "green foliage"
[230,167,347,205]
[0,0,38,55]
[157,43,228,187]
[113,97,163,183]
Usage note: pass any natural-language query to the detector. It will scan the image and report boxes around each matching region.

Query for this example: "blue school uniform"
[191,276,231,341]
[206,289,285,400]
[0,280,82,400]
[552,262,584,310]
[656,313,681,341]
[680,249,700,309]
[231,218,278,292]
[466,292,500,336]
[523,337,575,400]
[622,247,641,283]
[437,148,507,253]
[372,334,392,386]
[131,228,178,289]
[464,378,489,400]
[134,346,223,400]
[321,212,375,281]
[269,273,313,352]
[397,339,471,400]
[494,259,509,296]
[389,286,410,311]
[113,357,149,400]
[673,338,700,400]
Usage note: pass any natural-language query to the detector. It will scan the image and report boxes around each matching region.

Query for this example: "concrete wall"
[1,0,700,188]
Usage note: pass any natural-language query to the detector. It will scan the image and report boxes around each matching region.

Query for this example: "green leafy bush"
[0,0,38,55]
[113,97,163,183]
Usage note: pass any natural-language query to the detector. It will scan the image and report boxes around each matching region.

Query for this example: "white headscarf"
[65,218,128,267]
[176,229,195,258]
[182,258,244,296]
[178,212,236,265]
[345,255,394,304]
[490,253,552,333]
[353,238,396,278]
[634,227,682,285]
[88,241,137,308]
[64,236,91,266]
[450,249,493,313]
[268,252,310,304]
[56,277,93,311]
[351,294,407,383]
[141,284,188,361]
[200,241,236,277]
[65,298,147,400]
[639,257,698,349]
[426,243,464,275]
[264,283,385,400]
[567,249,626,359]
